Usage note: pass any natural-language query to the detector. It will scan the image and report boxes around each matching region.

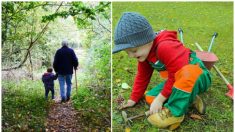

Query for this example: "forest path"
[45,47,87,131]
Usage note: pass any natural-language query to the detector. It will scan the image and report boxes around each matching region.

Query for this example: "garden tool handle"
[128,113,146,120]
[213,65,230,85]
[213,32,218,38]
[208,32,218,52]
[196,42,230,85]
[127,111,150,121]
[195,42,203,51]
[178,28,184,44]
[145,111,150,116]
[195,42,233,99]
[213,65,234,99]
[178,28,183,33]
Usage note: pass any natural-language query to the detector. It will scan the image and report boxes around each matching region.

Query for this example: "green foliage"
[72,87,90,106]
[72,0,111,97]
[42,2,110,29]
[2,1,52,68]
[72,85,110,130]
[2,1,111,70]
[2,80,50,131]
[112,2,233,131]
[72,87,110,112]
[87,42,111,87]
[71,35,111,130]
[2,1,111,131]
[70,2,111,129]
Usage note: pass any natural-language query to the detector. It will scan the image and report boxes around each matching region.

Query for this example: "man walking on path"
[53,40,79,103]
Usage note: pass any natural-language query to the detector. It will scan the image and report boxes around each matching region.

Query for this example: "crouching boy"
[113,12,211,130]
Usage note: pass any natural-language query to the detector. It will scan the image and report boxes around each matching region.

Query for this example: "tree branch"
[96,17,111,33]
[2,2,63,71]
[5,2,49,24]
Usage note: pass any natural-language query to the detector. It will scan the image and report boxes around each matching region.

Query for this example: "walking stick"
[75,69,78,95]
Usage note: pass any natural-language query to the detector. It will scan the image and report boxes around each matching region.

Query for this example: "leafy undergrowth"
[70,33,111,131]
[72,86,111,131]
[2,80,50,131]
[112,2,233,131]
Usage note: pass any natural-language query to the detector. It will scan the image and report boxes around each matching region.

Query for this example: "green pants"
[145,52,211,116]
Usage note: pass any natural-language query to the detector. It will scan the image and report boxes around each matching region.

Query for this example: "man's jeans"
[58,74,72,100]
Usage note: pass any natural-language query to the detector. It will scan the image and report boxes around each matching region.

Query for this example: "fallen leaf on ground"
[125,127,131,132]
[115,79,121,83]
[121,83,130,89]
[190,114,203,120]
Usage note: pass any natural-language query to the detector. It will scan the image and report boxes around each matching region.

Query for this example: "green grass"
[112,2,233,131]
[2,80,50,131]
[71,44,111,131]
[72,86,111,131]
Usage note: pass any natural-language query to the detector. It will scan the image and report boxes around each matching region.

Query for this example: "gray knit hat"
[113,12,156,54]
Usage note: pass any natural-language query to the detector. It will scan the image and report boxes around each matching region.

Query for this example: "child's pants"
[145,52,211,117]
[45,87,55,99]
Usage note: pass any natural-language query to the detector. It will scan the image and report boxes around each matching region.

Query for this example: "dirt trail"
[45,98,82,131]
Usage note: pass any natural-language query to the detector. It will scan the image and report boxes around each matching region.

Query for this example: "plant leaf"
[121,83,129,89]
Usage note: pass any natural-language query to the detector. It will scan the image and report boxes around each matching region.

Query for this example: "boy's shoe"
[193,95,206,114]
[147,108,184,130]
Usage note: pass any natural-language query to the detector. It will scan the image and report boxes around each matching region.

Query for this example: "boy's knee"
[174,64,203,93]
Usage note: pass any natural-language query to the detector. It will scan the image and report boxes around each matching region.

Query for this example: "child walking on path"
[42,68,58,100]
[113,12,211,130]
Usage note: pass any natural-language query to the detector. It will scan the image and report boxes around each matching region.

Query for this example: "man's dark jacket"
[53,46,78,75]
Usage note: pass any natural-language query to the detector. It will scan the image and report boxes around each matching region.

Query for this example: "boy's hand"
[150,99,163,114]
[149,93,167,114]
[118,99,136,110]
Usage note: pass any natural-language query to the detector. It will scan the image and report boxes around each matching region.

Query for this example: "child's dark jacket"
[130,30,191,102]
[42,73,58,89]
